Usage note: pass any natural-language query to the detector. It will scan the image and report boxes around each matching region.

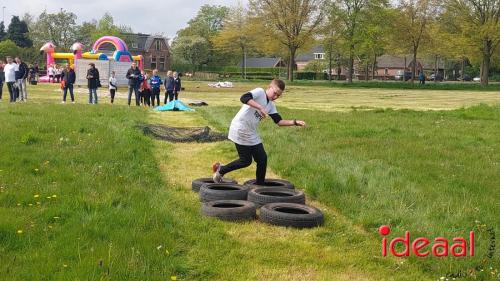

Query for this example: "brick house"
[123,33,172,71]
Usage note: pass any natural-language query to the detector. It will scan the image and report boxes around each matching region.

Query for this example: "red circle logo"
[379,225,391,236]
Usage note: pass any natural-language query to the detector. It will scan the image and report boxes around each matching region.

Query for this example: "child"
[140,72,151,107]
[149,69,162,106]
[212,79,306,185]
[109,71,117,104]
[173,71,181,100]
[164,70,174,104]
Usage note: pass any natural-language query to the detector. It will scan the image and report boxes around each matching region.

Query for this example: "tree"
[213,3,257,77]
[76,21,98,48]
[446,0,500,86]
[172,36,210,73]
[0,21,6,41]
[391,0,438,83]
[177,5,230,67]
[249,0,326,81]
[28,9,78,50]
[330,0,372,83]
[0,40,20,59]
[7,16,32,47]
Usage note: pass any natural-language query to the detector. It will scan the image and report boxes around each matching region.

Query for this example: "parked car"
[429,73,443,81]
[395,70,412,81]
[458,74,472,81]
[473,77,481,82]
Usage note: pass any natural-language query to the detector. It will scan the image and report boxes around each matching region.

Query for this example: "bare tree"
[249,0,326,81]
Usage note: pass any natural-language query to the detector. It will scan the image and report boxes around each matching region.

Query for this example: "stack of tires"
[192,178,324,229]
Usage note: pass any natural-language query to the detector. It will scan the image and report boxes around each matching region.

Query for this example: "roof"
[239,57,282,68]
[122,33,169,52]
[377,55,445,69]
[296,45,325,62]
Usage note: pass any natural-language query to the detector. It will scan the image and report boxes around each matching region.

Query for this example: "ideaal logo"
[378,225,475,257]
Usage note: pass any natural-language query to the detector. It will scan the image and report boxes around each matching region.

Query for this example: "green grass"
[0,83,498,280]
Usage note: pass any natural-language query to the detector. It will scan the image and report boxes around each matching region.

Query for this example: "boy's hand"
[258,107,268,118]
[295,120,306,127]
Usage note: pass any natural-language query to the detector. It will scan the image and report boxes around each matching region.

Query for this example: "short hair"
[89,63,95,67]
[271,79,285,91]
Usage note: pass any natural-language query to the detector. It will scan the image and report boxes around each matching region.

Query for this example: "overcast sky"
[1,0,247,39]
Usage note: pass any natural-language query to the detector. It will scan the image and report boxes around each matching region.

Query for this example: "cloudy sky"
[2,0,247,39]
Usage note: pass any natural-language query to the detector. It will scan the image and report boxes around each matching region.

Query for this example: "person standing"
[0,60,4,100]
[61,63,76,103]
[149,69,162,106]
[173,71,181,100]
[86,63,100,104]
[109,71,117,104]
[48,64,55,83]
[139,71,151,107]
[4,57,17,103]
[164,70,174,104]
[15,57,29,102]
[126,62,141,106]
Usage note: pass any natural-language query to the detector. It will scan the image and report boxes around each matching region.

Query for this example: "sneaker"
[212,162,223,183]
[71,101,75,104]
[61,101,66,104]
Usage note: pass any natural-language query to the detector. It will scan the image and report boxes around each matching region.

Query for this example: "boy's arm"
[269,113,306,127]
[241,92,268,118]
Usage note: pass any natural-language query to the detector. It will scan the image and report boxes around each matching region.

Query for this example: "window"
[314,53,324,60]
[155,40,161,51]
[132,42,138,49]
[159,57,165,70]
[385,68,388,75]
[151,56,157,69]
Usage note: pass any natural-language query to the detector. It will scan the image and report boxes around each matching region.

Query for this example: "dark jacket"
[173,77,181,92]
[87,67,100,89]
[164,76,174,91]
[126,67,141,87]
[62,69,76,85]
[16,62,29,80]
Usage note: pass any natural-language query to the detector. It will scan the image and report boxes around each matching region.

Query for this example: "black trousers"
[142,89,151,106]
[63,84,74,102]
[151,88,160,106]
[220,143,267,185]
[7,82,15,102]
[110,89,116,103]
[128,86,140,106]
[0,82,3,99]
[165,90,174,104]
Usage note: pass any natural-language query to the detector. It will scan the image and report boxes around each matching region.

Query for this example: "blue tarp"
[155,100,194,112]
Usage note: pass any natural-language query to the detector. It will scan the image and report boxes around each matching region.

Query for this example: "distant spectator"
[109,71,117,104]
[15,57,29,102]
[139,71,151,107]
[126,62,141,106]
[149,69,162,106]
[86,63,100,104]
[419,71,425,85]
[48,64,55,83]
[164,70,174,104]
[0,60,4,100]
[61,63,76,103]
[173,71,181,100]
[4,57,17,102]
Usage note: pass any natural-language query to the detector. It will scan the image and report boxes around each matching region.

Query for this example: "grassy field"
[0,82,498,280]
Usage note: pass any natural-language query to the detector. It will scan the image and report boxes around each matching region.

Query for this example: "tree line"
[172,0,500,86]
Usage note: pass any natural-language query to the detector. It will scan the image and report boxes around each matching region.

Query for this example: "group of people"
[48,64,64,83]
[0,56,31,103]
[124,62,181,107]
[60,62,182,105]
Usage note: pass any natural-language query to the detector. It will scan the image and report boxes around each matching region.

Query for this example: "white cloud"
[2,0,247,39]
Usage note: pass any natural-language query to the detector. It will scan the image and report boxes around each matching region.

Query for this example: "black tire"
[243,178,295,190]
[259,203,324,228]
[202,200,257,221]
[248,187,305,207]
[199,183,249,202]
[192,177,237,192]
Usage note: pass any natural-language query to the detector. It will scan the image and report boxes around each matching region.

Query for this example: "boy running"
[212,79,306,185]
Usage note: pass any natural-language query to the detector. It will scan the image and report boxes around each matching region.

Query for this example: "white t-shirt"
[109,77,117,90]
[4,63,17,82]
[228,87,278,146]
[48,67,54,76]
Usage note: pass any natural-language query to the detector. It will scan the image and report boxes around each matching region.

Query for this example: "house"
[372,55,444,80]
[238,57,285,68]
[122,33,172,71]
[295,46,325,71]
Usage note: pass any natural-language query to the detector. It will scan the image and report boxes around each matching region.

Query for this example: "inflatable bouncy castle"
[39,36,144,83]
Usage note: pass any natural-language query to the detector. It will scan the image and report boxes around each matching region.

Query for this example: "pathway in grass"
[148,110,432,280]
